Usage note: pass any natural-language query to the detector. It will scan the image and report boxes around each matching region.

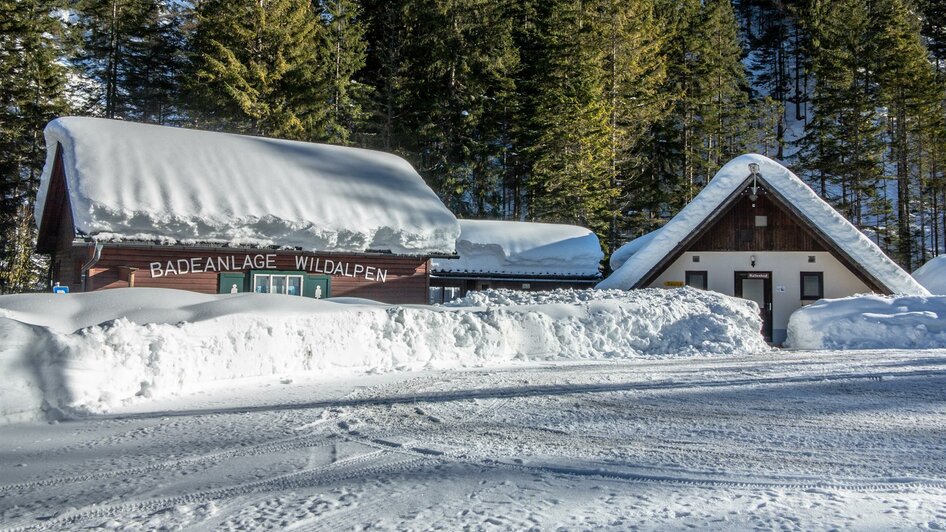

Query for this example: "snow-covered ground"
[2,350,946,530]
[0,288,767,423]
[2,287,946,529]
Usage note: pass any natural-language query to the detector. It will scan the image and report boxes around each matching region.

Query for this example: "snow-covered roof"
[598,154,928,295]
[36,117,460,255]
[609,228,660,271]
[430,219,603,278]
[913,256,946,295]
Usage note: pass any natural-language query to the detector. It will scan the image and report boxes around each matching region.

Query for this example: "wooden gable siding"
[37,145,94,292]
[37,144,73,254]
[637,177,887,293]
[689,186,826,252]
[86,246,430,304]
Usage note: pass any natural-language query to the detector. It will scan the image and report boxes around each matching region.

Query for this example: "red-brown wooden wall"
[689,187,827,252]
[70,245,430,304]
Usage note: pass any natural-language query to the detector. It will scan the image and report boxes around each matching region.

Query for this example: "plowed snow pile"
[786,294,946,349]
[0,287,766,422]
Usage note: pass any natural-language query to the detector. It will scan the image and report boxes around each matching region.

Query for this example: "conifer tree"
[71,0,182,121]
[0,0,68,292]
[358,0,409,152]
[71,0,144,118]
[602,0,672,253]
[689,0,752,186]
[625,0,751,238]
[918,0,946,64]
[874,0,941,267]
[190,0,324,140]
[625,0,698,232]
[744,0,798,159]
[319,0,369,144]
[917,0,946,257]
[121,1,186,124]
[799,0,885,231]
[398,0,519,216]
[501,0,542,220]
[528,0,613,237]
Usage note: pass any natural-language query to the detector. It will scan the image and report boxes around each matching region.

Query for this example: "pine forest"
[1,0,945,292]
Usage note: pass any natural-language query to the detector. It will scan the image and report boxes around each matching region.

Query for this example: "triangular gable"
[598,154,928,295]
[36,144,76,254]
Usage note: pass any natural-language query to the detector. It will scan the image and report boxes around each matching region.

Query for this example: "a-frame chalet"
[599,154,928,343]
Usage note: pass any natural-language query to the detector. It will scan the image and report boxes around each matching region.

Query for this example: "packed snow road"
[2,350,946,530]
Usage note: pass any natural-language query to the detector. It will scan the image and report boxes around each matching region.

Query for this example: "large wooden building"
[36,117,460,304]
[599,154,928,344]
[429,219,603,303]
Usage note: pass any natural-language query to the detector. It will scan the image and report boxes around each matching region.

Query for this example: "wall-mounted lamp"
[750,255,757,267]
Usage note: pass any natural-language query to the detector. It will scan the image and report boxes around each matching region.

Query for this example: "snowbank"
[0,287,767,423]
[913,256,946,295]
[37,117,459,255]
[431,219,603,277]
[785,294,946,350]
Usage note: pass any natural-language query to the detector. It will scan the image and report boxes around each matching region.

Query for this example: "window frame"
[251,270,306,296]
[685,270,708,290]
[799,271,824,300]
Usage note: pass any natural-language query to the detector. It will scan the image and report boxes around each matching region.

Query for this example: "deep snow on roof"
[36,117,460,255]
[430,219,603,277]
[913,256,946,295]
[598,154,928,295]
[609,228,660,271]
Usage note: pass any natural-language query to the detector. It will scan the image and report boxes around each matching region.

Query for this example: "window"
[225,271,327,297]
[253,272,305,296]
[428,286,461,304]
[444,286,460,302]
[800,272,824,300]
[755,215,768,227]
[685,271,708,290]
[254,274,271,293]
[429,286,443,304]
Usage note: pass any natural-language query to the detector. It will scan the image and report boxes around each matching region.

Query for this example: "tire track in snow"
[81,361,946,423]
[5,448,434,532]
[477,458,946,493]
[3,376,451,531]
[326,363,946,496]
[350,418,946,496]
[0,429,342,496]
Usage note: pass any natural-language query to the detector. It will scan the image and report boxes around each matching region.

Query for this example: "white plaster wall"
[647,251,873,342]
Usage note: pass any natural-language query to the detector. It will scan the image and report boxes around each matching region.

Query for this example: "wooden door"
[735,271,773,341]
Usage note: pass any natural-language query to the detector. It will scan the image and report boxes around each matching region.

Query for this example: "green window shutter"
[219,273,246,294]
[304,274,331,299]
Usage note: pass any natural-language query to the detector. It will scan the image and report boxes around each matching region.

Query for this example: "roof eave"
[632,174,896,295]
